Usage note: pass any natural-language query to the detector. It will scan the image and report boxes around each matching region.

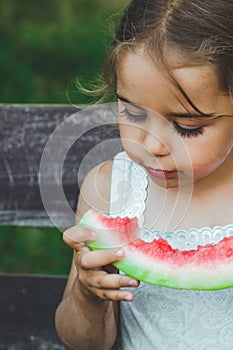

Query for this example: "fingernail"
[124,293,133,301]
[129,279,138,286]
[90,231,97,239]
[116,248,124,257]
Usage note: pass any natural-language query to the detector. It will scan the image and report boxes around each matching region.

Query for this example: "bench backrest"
[0,104,121,228]
[0,104,121,349]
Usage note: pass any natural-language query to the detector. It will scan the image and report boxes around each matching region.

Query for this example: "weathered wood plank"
[0,273,67,349]
[0,273,121,349]
[0,104,121,227]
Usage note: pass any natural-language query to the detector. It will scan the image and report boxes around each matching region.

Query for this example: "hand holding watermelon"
[63,219,140,302]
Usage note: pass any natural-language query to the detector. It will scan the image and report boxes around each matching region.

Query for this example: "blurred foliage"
[0,226,72,275]
[0,0,128,274]
[0,0,127,104]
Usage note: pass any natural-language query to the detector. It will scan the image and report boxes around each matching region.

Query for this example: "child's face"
[117,51,233,188]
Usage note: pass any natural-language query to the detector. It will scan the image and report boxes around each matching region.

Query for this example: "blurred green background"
[0,0,127,275]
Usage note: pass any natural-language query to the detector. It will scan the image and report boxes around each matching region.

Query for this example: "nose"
[143,129,170,156]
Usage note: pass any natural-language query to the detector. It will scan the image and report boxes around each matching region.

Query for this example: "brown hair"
[103,0,233,102]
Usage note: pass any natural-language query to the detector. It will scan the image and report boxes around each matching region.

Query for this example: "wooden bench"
[0,104,121,349]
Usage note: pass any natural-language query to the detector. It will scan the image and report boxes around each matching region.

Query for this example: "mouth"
[144,166,179,179]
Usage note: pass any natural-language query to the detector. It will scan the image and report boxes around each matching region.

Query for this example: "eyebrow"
[116,92,217,119]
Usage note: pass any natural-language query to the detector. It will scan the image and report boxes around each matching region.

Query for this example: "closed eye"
[117,94,206,137]
[120,107,147,123]
[173,121,204,138]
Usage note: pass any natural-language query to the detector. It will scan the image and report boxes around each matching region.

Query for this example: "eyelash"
[120,108,204,138]
[120,108,146,123]
[173,121,204,138]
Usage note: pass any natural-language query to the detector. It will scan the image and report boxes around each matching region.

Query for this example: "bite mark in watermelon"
[79,209,233,290]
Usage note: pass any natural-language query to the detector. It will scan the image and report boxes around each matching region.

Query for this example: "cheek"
[119,124,144,151]
[175,125,233,178]
[190,139,233,177]
[192,154,221,176]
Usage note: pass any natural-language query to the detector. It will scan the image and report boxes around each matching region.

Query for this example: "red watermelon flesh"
[78,209,233,290]
[79,209,139,248]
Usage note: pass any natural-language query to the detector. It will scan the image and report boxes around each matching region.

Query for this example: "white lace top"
[109,152,233,350]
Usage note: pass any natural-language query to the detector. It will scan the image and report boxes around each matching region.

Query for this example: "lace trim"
[110,152,233,249]
[140,224,233,250]
[110,152,148,227]
[111,153,233,349]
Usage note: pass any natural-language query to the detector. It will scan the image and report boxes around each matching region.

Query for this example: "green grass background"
[0,0,127,275]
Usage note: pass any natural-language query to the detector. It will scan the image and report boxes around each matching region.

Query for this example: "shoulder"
[76,160,113,222]
[81,159,113,210]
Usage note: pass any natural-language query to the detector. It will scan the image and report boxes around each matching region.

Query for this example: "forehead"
[117,51,222,114]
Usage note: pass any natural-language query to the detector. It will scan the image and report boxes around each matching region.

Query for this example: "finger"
[80,278,136,302]
[89,287,136,302]
[78,248,125,270]
[87,270,140,290]
[63,226,97,247]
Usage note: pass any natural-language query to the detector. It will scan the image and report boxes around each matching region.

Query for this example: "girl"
[55,0,233,349]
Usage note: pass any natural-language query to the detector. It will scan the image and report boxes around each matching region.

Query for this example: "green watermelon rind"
[79,209,233,290]
[89,245,233,290]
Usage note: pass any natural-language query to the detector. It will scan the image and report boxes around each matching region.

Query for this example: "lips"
[144,166,178,179]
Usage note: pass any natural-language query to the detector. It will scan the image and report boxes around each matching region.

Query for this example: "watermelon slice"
[79,209,233,290]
